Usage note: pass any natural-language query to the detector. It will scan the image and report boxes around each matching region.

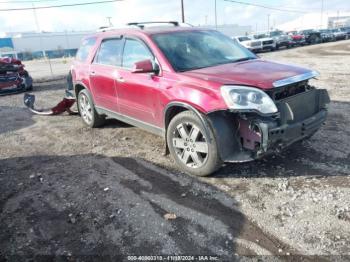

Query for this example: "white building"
[201,24,252,37]
[279,12,350,31]
[0,31,90,60]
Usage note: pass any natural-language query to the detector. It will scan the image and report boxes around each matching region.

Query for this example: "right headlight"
[221,85,278,114]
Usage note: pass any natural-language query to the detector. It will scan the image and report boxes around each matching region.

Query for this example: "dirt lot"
[1,40,350,261]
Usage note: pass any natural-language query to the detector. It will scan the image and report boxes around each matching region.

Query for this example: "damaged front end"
[208,75,330,163]
[0,57,33,96]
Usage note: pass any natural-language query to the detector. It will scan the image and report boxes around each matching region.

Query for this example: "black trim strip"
[95,106,165,137]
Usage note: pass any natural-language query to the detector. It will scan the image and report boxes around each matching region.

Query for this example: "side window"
[122,39,153,69]
[76,37,96,62]
[94,39,123,66]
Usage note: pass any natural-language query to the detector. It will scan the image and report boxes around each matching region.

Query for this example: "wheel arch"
[164,102,210,137]
[163,102,211,155]
[74,82,88,98]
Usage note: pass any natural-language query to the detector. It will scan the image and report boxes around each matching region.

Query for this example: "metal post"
[337,10,340,28]
[321,0,324,29]
[181,0,185,23]
[214,0,218,29]
[106,16,113,27]
[47,56,54,77]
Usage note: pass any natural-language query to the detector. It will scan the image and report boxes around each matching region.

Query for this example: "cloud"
[0,0,349,33]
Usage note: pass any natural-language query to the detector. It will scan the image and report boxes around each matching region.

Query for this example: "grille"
[263,40,273,45]
[251,41,261,47]
[276,89,319,123]
[267,81,310,101]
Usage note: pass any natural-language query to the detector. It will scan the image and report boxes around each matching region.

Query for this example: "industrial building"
[328,15,350,28]
[0,24,251,61]
[0,31,89,60]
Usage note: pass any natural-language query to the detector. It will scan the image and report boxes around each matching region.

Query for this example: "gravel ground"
[0,40,349,261]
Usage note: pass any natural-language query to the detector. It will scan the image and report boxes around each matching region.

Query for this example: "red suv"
[71,22,330,176]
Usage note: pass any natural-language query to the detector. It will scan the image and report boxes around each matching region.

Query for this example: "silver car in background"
[268,30,290,49]
[253,33,276,51]
[233,36,262,52]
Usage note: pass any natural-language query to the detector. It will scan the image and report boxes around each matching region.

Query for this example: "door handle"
[116,77,126,83]
[90,71,96,76]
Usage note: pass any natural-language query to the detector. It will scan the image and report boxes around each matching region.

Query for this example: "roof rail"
[126,21,179,29]
[97,26,121,32]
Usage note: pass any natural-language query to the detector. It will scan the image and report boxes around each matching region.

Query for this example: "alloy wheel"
[79,93,93,125]
[172,122,209,169]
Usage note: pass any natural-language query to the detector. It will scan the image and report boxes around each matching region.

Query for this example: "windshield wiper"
[178,57,257,72]
[232,57,256,63]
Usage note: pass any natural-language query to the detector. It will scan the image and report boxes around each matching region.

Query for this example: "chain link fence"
[24,56,74,82]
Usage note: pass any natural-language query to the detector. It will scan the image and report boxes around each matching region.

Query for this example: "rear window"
[76,37,96,62]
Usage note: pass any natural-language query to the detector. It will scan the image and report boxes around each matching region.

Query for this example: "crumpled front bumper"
[0,75,33,96]
[255,109,327,156]
[236,88,330,160]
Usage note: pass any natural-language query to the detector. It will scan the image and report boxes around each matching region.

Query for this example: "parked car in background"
[0,57,33,96]
[340,27,350,39]
[287,31,306,46]
[331,28,347,40]
[299,29,322,44]
[253,33,276,51]
[71,22,330,176]
[319,29,336,42]
[268,30,290,49]
[233,36,262,52]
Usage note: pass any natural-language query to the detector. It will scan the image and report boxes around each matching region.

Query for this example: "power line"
[223,0,309,13]
[0,0,58,3]
[0,0,124,11]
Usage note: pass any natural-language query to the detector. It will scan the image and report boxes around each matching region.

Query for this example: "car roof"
[90,26,215,39]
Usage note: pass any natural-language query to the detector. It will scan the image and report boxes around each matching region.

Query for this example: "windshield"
[254,34,269,39]
[301,30,313,34]
[269,31,282,37]
[152,30,256,72]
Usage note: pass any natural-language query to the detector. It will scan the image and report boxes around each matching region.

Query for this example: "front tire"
[77,89,105,128]
[167,111,222,177]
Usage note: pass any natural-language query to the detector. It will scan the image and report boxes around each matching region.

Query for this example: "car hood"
[181,59,312,90]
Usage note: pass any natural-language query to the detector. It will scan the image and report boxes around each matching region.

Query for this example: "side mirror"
[132,59,156,73]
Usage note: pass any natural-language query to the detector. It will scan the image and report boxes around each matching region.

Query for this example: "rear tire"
[167,111,222,177]
[77,89,105,128]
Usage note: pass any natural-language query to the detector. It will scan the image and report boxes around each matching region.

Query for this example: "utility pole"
[214,0,218,29]
[320,0,324,29]
[32,4,45,57]
[32,3,53,76]
[267,14,270,32]
[106,16,113,27]
[181,0,185,23]
[337,10,340,28]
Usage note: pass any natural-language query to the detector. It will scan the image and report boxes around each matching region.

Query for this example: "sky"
[0,0,349,33]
